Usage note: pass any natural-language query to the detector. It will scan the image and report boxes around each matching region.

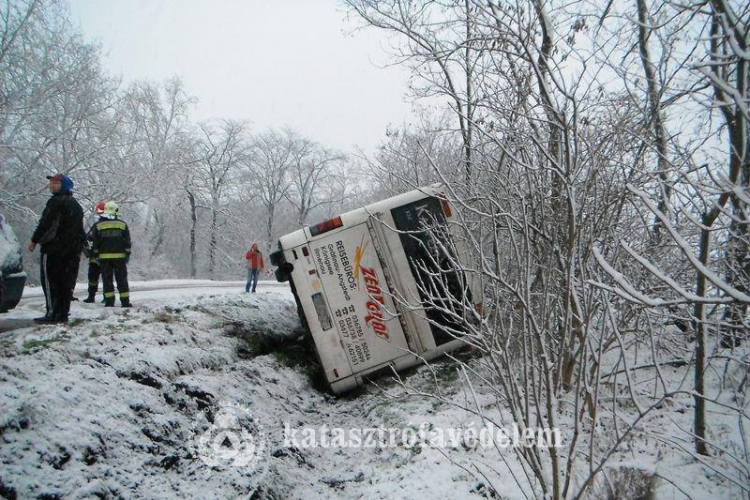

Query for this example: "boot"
[83,294,96,303]
[33,313,54,323]
[34,316,66,324]
[104,299,115,307]
[121,299,132,308]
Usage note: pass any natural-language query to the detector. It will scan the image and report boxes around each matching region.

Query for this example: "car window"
[0,214,23,275]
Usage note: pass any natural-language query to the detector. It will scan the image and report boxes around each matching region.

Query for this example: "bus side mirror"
[275,262,293,283]
[270,250,285,267]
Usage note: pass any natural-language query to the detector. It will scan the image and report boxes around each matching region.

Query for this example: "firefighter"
[90,201,132,307]
[83,201,106,303]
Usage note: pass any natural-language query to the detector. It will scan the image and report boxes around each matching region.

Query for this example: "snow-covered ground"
[0,280,746,499]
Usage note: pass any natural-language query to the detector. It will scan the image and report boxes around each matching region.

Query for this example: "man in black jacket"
[28,173,86,323]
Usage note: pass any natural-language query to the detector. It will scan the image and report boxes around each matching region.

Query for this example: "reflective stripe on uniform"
[99,253,127,259]
[96,221,127,231]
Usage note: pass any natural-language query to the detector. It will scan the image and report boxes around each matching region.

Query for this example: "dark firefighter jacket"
[90,217,131,261]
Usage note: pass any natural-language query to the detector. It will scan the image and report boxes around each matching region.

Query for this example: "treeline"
[0,0,377,282]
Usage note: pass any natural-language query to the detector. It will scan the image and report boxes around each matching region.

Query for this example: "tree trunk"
[187,189,197,278]
[637,0,672,235]
[693,225,710,456]
[266,205,275,251]
[208,205,218,276]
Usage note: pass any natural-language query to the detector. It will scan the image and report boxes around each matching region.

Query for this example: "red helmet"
[95,201,106,214]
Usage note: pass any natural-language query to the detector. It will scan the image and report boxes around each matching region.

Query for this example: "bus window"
[391,197,473,346]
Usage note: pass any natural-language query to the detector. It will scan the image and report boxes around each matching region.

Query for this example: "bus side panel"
[287,222,410,384]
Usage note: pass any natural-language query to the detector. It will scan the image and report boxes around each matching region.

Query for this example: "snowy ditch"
[0,284,746,499]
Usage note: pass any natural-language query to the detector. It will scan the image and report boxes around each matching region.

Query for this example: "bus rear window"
[311,292,333,331]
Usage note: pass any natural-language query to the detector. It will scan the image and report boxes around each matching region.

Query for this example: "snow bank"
[0,283,746,499]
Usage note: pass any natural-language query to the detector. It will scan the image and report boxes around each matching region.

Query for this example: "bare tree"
[194,119,249,276]
[345,0,482,186]
[703,0,750,349]
[120,78,196,258]
[589,0,750,458]
[243,128,294,253]
[351,0,750,497]
[0,0,117,213]
[372,109,463,195]
[283,130,346,226]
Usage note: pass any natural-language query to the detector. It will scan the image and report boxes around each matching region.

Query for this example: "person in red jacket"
[245,243,265,293]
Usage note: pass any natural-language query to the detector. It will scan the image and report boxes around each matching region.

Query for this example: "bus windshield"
[390,196,473,346]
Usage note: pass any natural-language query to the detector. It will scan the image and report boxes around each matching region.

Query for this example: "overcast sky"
[67,0,414,156]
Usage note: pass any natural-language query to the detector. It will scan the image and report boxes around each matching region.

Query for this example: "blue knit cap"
[47,173,74,193]
[60,174,74,193]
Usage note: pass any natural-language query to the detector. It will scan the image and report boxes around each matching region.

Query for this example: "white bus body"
[270,184,482,394]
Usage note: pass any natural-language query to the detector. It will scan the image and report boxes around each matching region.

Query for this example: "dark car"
[0,214,27,312]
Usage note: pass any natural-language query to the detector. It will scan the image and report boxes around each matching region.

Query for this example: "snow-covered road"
[0,279,285,333]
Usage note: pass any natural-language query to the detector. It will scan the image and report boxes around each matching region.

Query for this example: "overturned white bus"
[270,184,483,394]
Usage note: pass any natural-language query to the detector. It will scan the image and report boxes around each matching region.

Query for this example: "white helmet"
[104,201,119,216]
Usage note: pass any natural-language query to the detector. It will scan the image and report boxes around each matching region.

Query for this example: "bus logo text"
[360,266,390,341]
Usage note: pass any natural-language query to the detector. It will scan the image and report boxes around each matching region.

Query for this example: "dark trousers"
[100,259,130,305]
[87,260,101,297]
[40,252,80,320]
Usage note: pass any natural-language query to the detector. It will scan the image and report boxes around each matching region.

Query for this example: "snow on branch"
[591,246,745,306]
[591,247,673,307]
[627,184,750,303]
